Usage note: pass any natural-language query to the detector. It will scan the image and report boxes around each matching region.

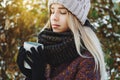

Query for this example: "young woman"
[17,0,107,80]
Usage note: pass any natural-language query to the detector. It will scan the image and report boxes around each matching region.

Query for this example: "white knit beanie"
[48,0,91,25]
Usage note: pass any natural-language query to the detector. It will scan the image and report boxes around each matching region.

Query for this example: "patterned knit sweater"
[35,28,100,80]
[45,52,100,80]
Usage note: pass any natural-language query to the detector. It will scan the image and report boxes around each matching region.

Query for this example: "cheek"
[61,16,68,26]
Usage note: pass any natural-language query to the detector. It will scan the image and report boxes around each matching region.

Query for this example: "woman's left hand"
[27,46,46,80]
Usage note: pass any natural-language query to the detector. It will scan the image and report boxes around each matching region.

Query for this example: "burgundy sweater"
[44,51,100,80]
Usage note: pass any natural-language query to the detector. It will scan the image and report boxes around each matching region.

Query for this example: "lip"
[52,24,60,28]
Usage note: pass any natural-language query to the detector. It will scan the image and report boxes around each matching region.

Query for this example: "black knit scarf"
[38,28,83,66]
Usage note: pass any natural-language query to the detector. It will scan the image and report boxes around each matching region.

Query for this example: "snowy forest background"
[0,0,120,80]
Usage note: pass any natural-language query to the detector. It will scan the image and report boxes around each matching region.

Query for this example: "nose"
[51,12,59,21]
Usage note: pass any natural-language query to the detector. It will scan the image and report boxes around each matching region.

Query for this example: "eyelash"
[51,11,67,15]
[61,12,67,14]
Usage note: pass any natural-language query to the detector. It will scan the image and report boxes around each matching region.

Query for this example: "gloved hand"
[27,46,46,80]
[17,46,32,79]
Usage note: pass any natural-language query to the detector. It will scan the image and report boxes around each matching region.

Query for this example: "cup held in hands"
[24,42,44,52]
[23,42,44,69]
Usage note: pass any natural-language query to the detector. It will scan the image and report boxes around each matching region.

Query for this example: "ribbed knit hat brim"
[48,0,91,25]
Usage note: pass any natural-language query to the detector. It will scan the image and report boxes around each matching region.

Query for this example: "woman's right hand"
[17,46,32,78]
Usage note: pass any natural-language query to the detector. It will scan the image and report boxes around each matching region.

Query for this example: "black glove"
[27,46,46,80]
[17,46,32,79]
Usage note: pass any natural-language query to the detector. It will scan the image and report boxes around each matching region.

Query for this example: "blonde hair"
[41,12,107,80]
[67,12,107,80]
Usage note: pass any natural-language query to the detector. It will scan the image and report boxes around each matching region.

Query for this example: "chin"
[53,30,61,33]
[52,29,67,33]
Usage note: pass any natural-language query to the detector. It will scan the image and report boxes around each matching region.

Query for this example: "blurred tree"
[90,0,120,80]
[0,0,48,79]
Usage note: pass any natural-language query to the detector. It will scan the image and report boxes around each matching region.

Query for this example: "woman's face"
[50,3,69,32]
